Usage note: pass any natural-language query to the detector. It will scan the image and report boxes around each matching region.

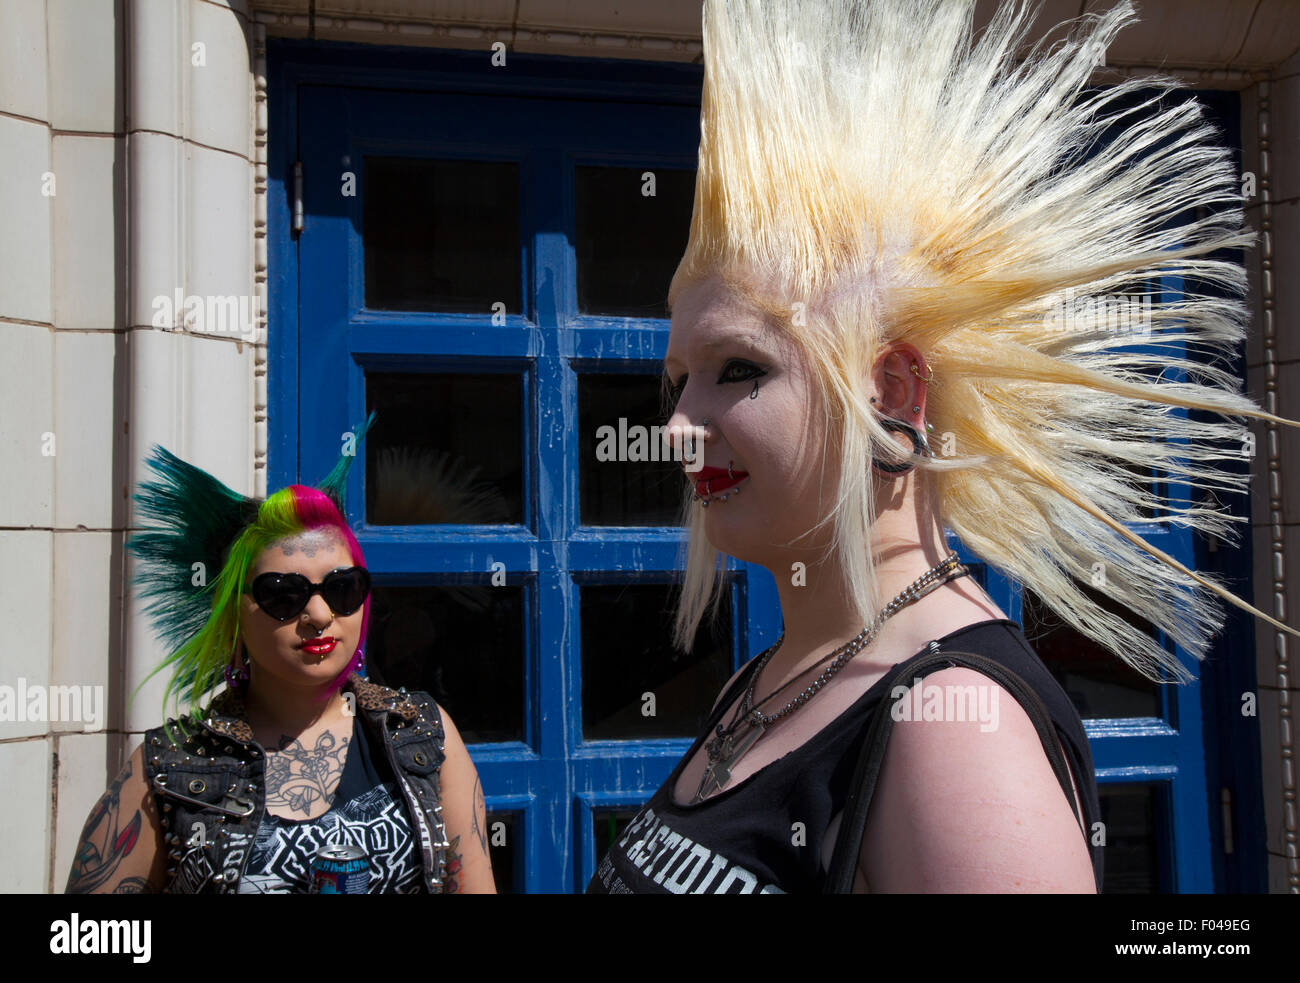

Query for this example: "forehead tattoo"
[267,528,347,560]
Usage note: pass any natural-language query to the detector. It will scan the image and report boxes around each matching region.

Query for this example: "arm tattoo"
[113,877,153,894]
[470,775,489,856]
[263,731,350,817]
[66,761,144,894]
[444,834,463,894]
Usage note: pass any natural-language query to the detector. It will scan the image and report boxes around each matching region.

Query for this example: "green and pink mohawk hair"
[127,414,376,723]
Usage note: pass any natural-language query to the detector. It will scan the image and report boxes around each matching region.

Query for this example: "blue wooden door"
[283,77,780,893]
[269,42,1258,892]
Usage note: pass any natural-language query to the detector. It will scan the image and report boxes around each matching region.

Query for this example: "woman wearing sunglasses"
[65,430,495,893]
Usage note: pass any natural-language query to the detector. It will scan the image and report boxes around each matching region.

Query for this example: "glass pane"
[1099,782,1163,893]
[962,561,989,591]
[1022,581,1163,719]
[364,583,525,744]
[485,811,518,895]
[592,808,639,863]
[579,374,684,526]
[365,372,523,525]
[581,582,732,740]
[575,165,694,317]
[363,156,520,313]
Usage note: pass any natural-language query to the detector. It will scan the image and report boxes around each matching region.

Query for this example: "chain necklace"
[693,551,968,804]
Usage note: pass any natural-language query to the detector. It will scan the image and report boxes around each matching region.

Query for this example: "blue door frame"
[267,40,1264,892]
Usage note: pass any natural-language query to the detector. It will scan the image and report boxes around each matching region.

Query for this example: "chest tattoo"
[263,730,351,818]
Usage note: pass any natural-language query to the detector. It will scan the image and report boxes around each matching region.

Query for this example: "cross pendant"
[694,719,765,803]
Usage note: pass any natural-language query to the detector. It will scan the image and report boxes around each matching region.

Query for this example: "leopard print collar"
[200,673,420,745]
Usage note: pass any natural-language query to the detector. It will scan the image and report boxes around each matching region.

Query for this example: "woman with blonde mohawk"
[588,0,1300,894]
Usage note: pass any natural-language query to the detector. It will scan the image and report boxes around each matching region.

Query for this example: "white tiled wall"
[0,0,257,892]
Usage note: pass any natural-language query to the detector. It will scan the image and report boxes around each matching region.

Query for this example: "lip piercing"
[728,461,736,481]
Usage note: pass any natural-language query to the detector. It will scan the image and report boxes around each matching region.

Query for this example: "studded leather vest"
[142,674,451,894]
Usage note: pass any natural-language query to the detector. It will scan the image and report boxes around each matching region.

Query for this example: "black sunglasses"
[248,566,371,622]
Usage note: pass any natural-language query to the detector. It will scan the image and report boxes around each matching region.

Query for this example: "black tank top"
[238,718,426,894]
[586,619,1103,894]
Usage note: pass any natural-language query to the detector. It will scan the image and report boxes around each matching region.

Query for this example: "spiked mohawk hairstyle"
[669,0,1300,681]
[128,414,376,721]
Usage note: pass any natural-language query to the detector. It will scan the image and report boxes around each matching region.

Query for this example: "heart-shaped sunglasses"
[248,566,371,622]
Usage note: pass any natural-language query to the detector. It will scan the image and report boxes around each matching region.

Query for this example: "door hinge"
[293,161,304,236]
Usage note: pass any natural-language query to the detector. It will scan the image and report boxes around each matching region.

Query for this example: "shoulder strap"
[824,649,1084,894]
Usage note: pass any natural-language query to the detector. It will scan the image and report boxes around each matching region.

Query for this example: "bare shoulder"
[861,667,1095,893]
[435,700,465,751]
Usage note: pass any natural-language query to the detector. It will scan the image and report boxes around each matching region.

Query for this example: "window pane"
[364,583,525,744]
[485,811,519,894]
[579,374,684,526]
[1022,582,1163,719]
[363,156,520,313]
[592,808,639,862]
[581,582,732,740]
[575,165,694,317]
[1099,782,1164,893]
[365,372,523,525]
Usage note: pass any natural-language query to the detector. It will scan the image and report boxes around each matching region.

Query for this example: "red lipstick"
[301,637,337,656]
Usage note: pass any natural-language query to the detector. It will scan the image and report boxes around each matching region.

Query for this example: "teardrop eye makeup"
[665,357,770,411]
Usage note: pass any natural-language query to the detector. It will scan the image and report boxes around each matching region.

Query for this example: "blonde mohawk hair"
[669,0,1300,682]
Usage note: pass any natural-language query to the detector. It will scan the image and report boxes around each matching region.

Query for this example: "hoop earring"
[871,418,930,475]
[224,644,250,688]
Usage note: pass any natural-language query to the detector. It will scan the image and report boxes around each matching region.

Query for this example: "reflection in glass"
[581,583,732,740]
[364,583,525,744]
[575,165,695,317]
[366,372,522,525]
[1022,582,1163,719]
[363,156,520,313]
[579,374,684,526]
[1099,782,1163,893]
[593,809,640,863]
